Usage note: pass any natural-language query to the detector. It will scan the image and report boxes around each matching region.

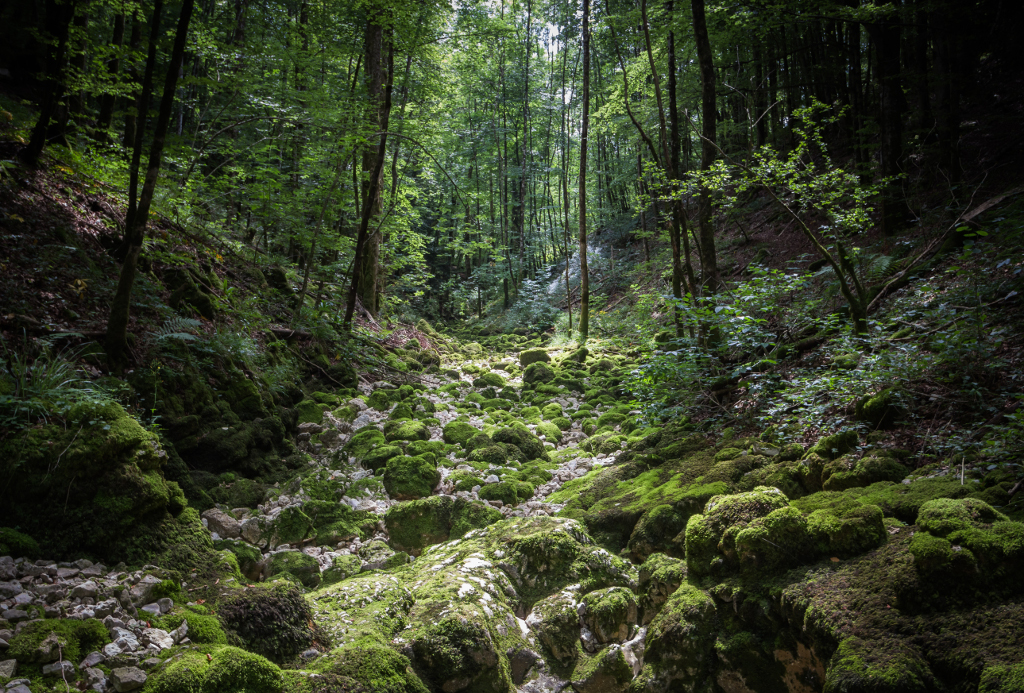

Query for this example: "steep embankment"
[2,326,1023,692]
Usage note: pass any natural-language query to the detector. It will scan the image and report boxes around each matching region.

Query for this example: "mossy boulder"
[478,480,534,507]
[145,645,283,693]
[822,454,909,492]
[627,504,687,561]
[637,553,685,625]
[492,425,548,461]
[806,430,859,460]
[442,420,479,448]
[631,583,717,691]
[855,388,901,430]
[526,590,580,667]
[295,399,326,425]
[536,421,563,443]
[520,348,551,366]
[322,554,362,585]
[7,618,109,666]
[383,420,431,443]
[824,637,936,693]
[474,372,506,388]
[684,486,790,577]
[383,456,440,500]
[363,444,403,472]
[469,444,509,467]
[307,645,428,693]
[265,550,322,588]
[345,427,387,462]
[367,390,392,411]
[385,495,502,555]
[523,362,555,385]
[581,586,638,643]
[0,526,39,557]
[389,403,414,421]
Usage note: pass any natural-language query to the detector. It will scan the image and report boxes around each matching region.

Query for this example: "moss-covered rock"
[383,456,440,500]
[363,444,403,472]
[0,526,39,557]
[824,637,936,693]
[684,486,790,577]
[384,495,502,555]
[155,607,228,644]
[526,590,580,667]
[627,505,687,561]
[492,425,548,461]
[265,550,322,588]
[520,348,551,366]
[631,583,717,691]
[295,399,326,425]
[479,480,534,507]
[383,420,431,443]
[855,388,901,430]
[536,421,563,443]
[307,645,428,693]
[345,427,387,462]
[7,618,109,666]
[581,586,637,644]
[474,372,507,388]
[637,553,685,625]
[322,554,362,585]
[145,645,283,693]
[523,362,555,385]
[806,430,859,460]
[442,420,479,448]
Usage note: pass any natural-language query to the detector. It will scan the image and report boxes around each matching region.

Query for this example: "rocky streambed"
[1,340,1022,692]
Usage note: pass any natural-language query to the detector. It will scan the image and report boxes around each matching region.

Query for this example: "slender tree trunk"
[692,0,719,290]
[356,11,387,316]
[21,0,77,166]
[345,38,395,331]
[105,0,195,373]
[122,13,143,148]
[578,0,591,344]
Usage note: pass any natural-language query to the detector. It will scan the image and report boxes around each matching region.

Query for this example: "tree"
[577,0,591,344]
[691,0,718,291]
[105,0,196,372]
[20,0,77,166]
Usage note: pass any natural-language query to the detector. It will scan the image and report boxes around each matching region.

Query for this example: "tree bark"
[356,10,387,316]
[105,0,195,373]
[578,0,591,344]
[691,0,719,290]
[345,39,395,331]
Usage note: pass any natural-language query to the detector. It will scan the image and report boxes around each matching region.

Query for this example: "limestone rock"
[110,666,148,692]
[202,508,241,539]
[0,658,17,677]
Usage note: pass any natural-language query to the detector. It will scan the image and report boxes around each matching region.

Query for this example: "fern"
[151,317,203,342]
[860,253,894,283]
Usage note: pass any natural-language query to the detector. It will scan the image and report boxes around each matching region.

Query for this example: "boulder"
[110,665,148,692]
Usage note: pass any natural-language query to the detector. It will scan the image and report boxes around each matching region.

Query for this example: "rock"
[2,609,28,622]
[581,587,638,644]
[42,659,75,678]
[0,581,23,598]
[7,686,32,693]
[102,642,123,658]
[139,603,162,618]
[169,620,189,644]
[12,592,32,606]
[526,591,580,667]
[140,657,162,670]
[129,575,162,605]
[111,627,140,652]
[157,597,173,614]
[110,666,147,692]
[34,631,66,662]
[141,628,173,651]
[84,667,106,685]
[71,580,99,599]
[201,508,241,539]
[0,658,17,677]
[79,651,105,669]
[570,644,635,693]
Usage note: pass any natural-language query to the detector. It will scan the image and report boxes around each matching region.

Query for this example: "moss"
[389,403,414,421]
[363,445,403,473]
[637,553,685,625]
[474,372,506,388]
[806,503,887,558]
[383,420,430,443]
[541,403,563,419]
[806,430,859,460]
[492,425,548,461]
[581,586,637,643]
[523,362,555,385]
[596,412,626,429]
[146,645,283,693]
[684,486,790,576]
[916,497,1007,536]
[715,447,744,462]
[442,421,478,448]
[382,456,440,500]
[295,399,326,425]
[823,637,935,693]
[7,618,109,666]
[311,645,428,693]
[156,609,228,645]
[0,526,39,558]
[308,573,414,648]
[220,584,327,662]
[734,505,813,572]
[529,591,580,667]
[855,388,901,430]
[536,421,562,443]
[551,416,572,432]
[979,662,1024,693]
[265,551,321,588]
[520,348,550,366]
[345,428,387,461]
[321,555,362,586]
[411,615,509,692]
[478,480,533,506]
[627,504,687,561]
[635,582,717,690]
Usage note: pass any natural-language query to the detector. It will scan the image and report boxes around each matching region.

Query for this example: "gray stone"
[141,628,173,651]
[56,567,80,579]
[71,581,99,599]
[42,660,75,678]
[0,638,8,650]
[140,657,162,670]
[80,564,105,578]
[102,642,123,658]
[110,666,147,692]
[12,592,32,606]
[84,666,106,685]
[129,575,161,605]
[202,508,242,539]
[35,631,65,662]
[0,582,23,598]
[79,651,105,669]
[0,658,16,677]
[169,620,188,644]
[74,559,94,570]
[139,603,162,618]
[93,598,118,619]
[156,598,173,614]
[240,518,262,545]
[7,685,32,693]
[111,627,139,652]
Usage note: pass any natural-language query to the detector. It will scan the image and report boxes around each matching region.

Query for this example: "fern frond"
[151,317,202,342]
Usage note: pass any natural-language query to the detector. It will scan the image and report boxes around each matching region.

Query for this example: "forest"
[0,0,1023,691]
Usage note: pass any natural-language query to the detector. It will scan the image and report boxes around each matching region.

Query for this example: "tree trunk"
[122,13,142,148]
[20,0,76,166]
[356,10,387,316]
[344,37,395,331]
[692,0,719,290]
[105,0,195,373]
[578,0,591,344]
